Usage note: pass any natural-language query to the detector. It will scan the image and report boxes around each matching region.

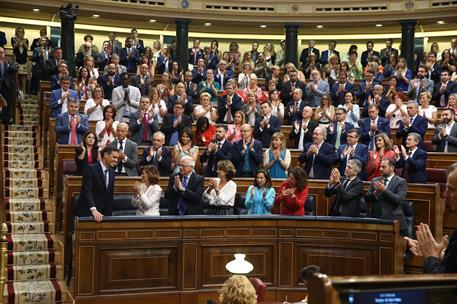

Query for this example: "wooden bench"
[72,216,403,303]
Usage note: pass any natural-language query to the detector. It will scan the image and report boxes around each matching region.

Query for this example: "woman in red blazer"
[273,167,309,216]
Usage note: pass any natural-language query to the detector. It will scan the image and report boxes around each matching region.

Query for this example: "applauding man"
[254,102,281,148]
[139,131,171,176]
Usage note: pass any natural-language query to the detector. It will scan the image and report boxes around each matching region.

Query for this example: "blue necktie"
[178,176,188,216]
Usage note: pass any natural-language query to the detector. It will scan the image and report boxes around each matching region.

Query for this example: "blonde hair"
[270,132,285,150]
[219,275,257,304]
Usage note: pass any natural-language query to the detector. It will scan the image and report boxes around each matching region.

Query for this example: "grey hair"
[348,159,362,174]
[408,132,422,143]
[180,155,195,168]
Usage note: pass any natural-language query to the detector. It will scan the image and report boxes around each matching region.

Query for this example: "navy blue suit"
[326,122,354,147]
[359,116,391,147]
[396,148,428,183]
[165,172,204,215]
[49,88,79,118]
[396,115,428,147]
[166,95,194,116]
[200,140,235,177]
[98,74,121,101]
[233,139,263,177]
[157,55,173,74]
[160,114,193,146]
[56,112,90,144]
[299,142,337,179]
[217,94,242,123]
[214,69,234,89]
[320,50,340,66]
[254,115,282,148]
[356,81,378,106]
[335,143,369,180]
[284,100,306,124]
[73,162,115,217]
[330,82,355,106]
[139,146,172,177]
[362,96,389,118]
[188,48,204,66]
[119,47,140,73]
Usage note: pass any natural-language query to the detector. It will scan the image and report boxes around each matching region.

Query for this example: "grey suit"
[305,80,330,107]
[109,138,138,176]
[366,175,407,233]
[112,85,141,122]
[407,78,434,101]
[432,123,457,152]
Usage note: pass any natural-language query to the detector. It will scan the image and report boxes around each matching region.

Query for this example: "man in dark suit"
[96,41,113,72]
[254,102,281,148]
[356,69,378,107]
[395,133,427,183]
[200,126,234,177]
[361,41,380,68]
[165,155,204,215]
[365,158,408,236]
[0,31,6,48]
[330,72,355,106]
[130,63,153,96]
[320,40,340,66]
[139,131,171,177]
[161,101,193,146]
[56,99,90,144]
[217,82,242,123]
[326,108,354,149]
[131,28,144,55]
[362,84,389,117]
[281,69,306,105]
[299,127,337,179]
[0,47,17,124]
[425,52,442,84]
[335,129,368,180]
[379,38,399,66]
[109,122,138,176]
[284,88,307,124]
[107,31,122,55]
[233,124,263,178]
[407,65,435,102]
[405,162,457,273]
[396,101,428,147]
[325,160,364,217]
[432,108,457,152]
[156,45,173,74]
[73,145,120,222]
[119,37,140,73]
[432,69,457,107]
[31,37,51,94]
[188,39,204,66]
[214,60,234,89]
[192,58,207,84]
[129,96,158,145]
[45,47,63,79]
[359,104,391,149]
[166,82,194,116]
[300,40,320,70]
[49,76,79,118]
[98,63,121,100]
[289,106,318,149]
[75,42,98,68]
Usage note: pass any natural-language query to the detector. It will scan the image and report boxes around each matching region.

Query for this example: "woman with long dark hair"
[244,169,276,215]
[75,130,99,175]
[273,167,309,215]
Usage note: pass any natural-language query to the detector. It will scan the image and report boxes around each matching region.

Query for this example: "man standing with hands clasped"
[406,163,457,273]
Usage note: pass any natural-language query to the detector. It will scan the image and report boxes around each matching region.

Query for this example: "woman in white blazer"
[131,165,162,216]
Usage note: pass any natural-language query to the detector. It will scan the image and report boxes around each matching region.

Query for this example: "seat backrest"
[358,197,368,217]
[249,277,267,303]
[62,160,77,175]
[305,196,315,216]
[426,168,447,183]
[401,200,415,239]
[423,140,436,152]
[236,192,248,215]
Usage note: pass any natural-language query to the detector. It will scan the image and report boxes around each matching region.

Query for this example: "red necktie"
[142,114,149,142]
[70,116,77,144]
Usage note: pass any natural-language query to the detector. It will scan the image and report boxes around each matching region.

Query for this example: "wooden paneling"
[73,216,402,303]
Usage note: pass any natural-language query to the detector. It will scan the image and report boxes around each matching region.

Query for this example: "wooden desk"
[72,216,403,303]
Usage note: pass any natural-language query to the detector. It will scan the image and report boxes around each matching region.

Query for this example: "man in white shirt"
[289,106,318,149]
[108,122,138,176]
[49,76,78,117]
[112,72,141,122]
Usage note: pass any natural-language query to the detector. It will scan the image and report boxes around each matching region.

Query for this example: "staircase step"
[7,234,55,252]
[4,125,38,132]
[5,198,53,212]
[3,137,38,146]
[6,210,49,223]
[6,222,52,234]
[3,153,42,163]
[4,187,46,199]
[7,264,63,282]
[3,279,66,304]
[4,179,45,190]
[4,169,47,180]
[3,160,43,169]
[7,250,59,266]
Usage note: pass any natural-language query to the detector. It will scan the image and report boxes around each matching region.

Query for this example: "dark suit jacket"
[396,115,428,147]
[299,142,337,179]
[326,122,354,147]
[160,114,193,146]
[128,111,159,145]
[380,48,399,66]
[188,48,204,65]
[319,50,340,66]
[359,116,391,146]
[98,74,121,100]
[109,139,138,176]
[75,146,99,176]
[335,143,368,180]
[254,115,281,148]
[324,177,363,217]
[432,123,457,152]
[0,58,16,91]
[396,148,427,183]
[366,175,407,231]
[0,31,6,48]
[432,81,457,106]
[200,141,234,177]
[284,100,307,124]
[356,81,379,106]
[165,172,204,215]
[214,69,234,88]
[288,120,319,149]
[119,47,140,73]
[232,139,263,177]
[217,94,242,123]
[300,47,320,67]
[139,146,172,177]
[166,95,194,116]
[280,80,307,104]
[73,162,115,217]
[361,50,380,67]
[330,82,355,106]
[423,228,457,273]
[49,88,79,118]
[31,47,51,79]
[56,113,90,144]
[130,74,152,96]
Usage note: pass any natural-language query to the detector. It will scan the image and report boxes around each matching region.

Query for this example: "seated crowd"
[6,28,457,232]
